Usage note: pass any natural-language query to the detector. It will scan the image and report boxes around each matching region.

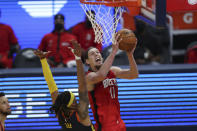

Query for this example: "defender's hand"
[34,50,50,59]
[69,40,82,58]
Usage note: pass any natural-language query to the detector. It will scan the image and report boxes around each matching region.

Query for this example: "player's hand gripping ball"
[117,29,137,52]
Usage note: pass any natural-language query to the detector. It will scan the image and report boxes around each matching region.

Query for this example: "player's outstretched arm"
[34,50,58,104]
[69,40,91,126]
[111,42,139,80]
[86,33,121,86]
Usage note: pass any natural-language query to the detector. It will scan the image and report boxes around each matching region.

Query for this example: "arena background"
[0,0,197,131]
[1,64,197,131]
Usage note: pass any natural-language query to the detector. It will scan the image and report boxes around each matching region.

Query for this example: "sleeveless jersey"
[61,112,95,131]
[87,70,122,131]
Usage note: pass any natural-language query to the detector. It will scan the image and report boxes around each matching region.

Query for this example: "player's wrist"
[40,58,47,61]
[111,49,118,54]
[70,48,81,60]
[40,56,46,60]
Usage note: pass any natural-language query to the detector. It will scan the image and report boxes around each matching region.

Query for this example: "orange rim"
[80,0,140,7]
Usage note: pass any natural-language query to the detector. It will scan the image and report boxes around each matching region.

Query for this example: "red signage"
[167,0,197,12]
[169,11,197,29]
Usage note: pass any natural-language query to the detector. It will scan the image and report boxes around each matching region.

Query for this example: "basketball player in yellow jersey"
[34,40,94,131]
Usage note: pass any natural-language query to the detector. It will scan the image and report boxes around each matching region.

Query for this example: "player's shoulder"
[111,66,121,71]
[110,66,122,76]
[85,71,98,81]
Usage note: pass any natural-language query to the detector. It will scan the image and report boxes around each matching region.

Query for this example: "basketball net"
[80,1,125,46]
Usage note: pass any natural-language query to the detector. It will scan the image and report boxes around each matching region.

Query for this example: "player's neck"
[0,114,6,124]
[89,66,97,72]
[0,119,5,128]
[0,121,5,131]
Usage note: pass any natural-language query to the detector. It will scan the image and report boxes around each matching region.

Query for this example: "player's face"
[87,48,103,69]
[0,96,11,116]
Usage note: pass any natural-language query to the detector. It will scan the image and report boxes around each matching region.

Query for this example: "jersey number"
[110,86,115,99]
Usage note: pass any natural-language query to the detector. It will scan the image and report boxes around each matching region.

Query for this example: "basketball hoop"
[80,0,140,46]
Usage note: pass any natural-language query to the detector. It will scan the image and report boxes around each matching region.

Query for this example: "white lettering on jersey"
[103,78,117,88]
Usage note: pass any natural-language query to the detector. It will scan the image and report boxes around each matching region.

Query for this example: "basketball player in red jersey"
[0,92,11,131]
[83,34,138,131]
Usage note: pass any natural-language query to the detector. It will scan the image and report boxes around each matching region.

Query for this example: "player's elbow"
[128,72,139,79]
[133,73,139,79]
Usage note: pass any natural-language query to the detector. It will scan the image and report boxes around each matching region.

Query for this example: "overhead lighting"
[18,0,68,17]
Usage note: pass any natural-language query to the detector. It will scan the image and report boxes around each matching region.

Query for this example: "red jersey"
[87,70,126,131]
[0,23,18,53]
[38,31,76,66]
[71,22,102,52]
[0,23,18,68]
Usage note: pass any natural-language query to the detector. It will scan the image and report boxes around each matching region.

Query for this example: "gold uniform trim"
[67,91,75,107]
[91,124,95,131]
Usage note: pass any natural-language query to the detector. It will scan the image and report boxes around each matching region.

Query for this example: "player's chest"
[95,77,118,99]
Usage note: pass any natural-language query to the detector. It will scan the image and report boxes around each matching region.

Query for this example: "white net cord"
[80,3,124,46]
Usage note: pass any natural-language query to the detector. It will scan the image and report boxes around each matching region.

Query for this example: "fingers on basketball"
[117,29,137,52]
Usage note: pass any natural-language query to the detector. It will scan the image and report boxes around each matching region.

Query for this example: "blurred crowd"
[0,10,102,69]
[0,9,197,69]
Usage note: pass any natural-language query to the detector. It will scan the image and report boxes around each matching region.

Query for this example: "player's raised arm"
[69,40,91,124]
[34,50,58,104]
[111,29,139,79]
[85,33,121,86]
[111,50,139,79]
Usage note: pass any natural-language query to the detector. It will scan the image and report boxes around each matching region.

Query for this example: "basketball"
[117,29,137,52]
